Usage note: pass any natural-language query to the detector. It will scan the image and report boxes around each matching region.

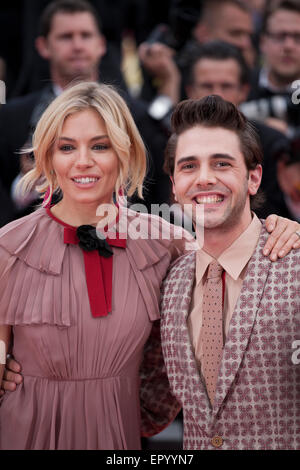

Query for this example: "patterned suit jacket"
[161,225,300,450]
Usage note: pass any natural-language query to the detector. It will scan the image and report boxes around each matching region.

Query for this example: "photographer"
[246,0,300,135]
[138,0,260,129]
[138,1,202,106]
[275,134,300,221]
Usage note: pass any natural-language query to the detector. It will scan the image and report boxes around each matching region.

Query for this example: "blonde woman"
[0,82,299,450]
[0,82,191,450]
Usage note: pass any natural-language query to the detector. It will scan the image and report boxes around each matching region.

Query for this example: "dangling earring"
[117,186,127,207]
[43,185,53,208]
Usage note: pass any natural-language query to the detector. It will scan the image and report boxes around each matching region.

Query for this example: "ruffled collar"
[0,208,66,274]
[0,206,194,275]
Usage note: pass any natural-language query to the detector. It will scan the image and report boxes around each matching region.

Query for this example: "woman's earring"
[43,186,53,208]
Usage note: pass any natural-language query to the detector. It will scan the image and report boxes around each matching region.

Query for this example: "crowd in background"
[0,0,300,228]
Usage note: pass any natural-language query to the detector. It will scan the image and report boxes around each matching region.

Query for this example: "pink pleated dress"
[0,207,194,450]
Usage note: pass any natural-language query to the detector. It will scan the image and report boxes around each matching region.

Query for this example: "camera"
[145,1,201,51]
[145,24,179,50]
[240,95,300,136]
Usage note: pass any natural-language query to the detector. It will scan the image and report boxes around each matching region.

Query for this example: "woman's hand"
[0,357,22,397]
[264,215,300,261]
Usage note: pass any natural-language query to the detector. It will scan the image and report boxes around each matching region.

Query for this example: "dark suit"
[247,68,300,130]
[0,90,44,226]
[0,90,43,191]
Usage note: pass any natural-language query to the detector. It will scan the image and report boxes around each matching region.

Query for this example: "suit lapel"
[213,227,272,415]
[172,253,213,411]
[172,252,197,374]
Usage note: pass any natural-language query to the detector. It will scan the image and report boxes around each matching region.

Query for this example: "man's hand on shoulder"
[264,215,300,261]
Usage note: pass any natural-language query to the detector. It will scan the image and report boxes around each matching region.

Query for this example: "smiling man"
[171,125,261,243]
[183,40,293,220]
[161,95,300,450]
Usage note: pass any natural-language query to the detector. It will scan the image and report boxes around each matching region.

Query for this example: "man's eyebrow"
[176,154,236,166]
[176,156,198,166]
[211,153,236,161]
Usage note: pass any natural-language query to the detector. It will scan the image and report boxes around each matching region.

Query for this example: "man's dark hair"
[164,95,264,209]
[184,40,250,88]
[261,0,300,34]
[200,0,250,21]
[39,0,102,37]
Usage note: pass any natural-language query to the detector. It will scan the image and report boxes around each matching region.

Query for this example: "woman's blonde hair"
[20,81,147,206]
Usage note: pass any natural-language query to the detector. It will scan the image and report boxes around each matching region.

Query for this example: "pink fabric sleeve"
[0,210,73,326]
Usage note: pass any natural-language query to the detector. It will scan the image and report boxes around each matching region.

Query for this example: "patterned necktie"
[201,260,224,406]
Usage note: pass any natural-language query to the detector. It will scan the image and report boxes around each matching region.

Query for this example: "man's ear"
[239,83,250,103]
[35,36,50,60]
[98,34,107,59]
[170,175,178,201]
[248,164,263,196]
[260,34,267,56]
[193,21,210,43]
[185,84,197,100]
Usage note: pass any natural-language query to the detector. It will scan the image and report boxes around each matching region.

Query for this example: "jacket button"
[211,436,223,448]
